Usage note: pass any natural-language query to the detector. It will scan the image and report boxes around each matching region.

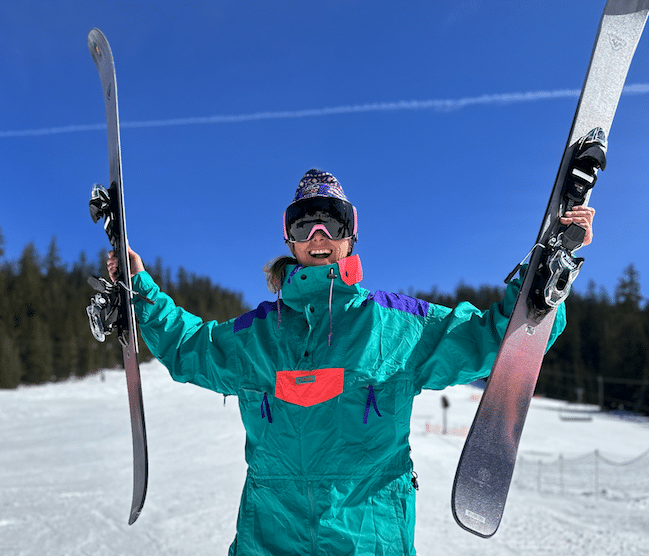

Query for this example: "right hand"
[560,205,596,247]
[107,247,145,282]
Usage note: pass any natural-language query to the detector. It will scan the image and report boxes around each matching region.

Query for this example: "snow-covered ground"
[1,360,648,555]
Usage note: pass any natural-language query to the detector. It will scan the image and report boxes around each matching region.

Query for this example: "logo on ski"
[608,32,627,50]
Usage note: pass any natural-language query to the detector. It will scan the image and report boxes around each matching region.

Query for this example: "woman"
[109,169,594,555]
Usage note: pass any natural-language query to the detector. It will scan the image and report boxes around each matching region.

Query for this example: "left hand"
[560,205,595,247]
[107,247,145,282]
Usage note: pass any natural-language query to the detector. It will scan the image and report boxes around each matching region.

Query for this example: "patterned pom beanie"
[291,169,349,202]
[286,168,357,256]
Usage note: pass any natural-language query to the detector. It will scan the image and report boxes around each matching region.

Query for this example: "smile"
[309,249,332,258]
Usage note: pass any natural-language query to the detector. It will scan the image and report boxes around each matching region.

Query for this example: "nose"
[307,229,329,241]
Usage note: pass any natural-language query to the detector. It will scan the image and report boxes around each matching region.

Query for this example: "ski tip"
[87,28,110,66]
[88,31,102,61]
[88,27,106,41]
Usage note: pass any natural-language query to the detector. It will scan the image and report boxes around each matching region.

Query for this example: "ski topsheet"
[451,0,649,538]
[87,28,148,525]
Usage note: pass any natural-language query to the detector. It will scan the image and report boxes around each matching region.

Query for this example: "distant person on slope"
[107,169,594,556]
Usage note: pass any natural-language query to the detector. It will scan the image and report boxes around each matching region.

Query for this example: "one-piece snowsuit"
[131,254,565,555]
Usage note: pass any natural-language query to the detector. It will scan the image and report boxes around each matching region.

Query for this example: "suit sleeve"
[131,271,240,395]
[412,268,566,391]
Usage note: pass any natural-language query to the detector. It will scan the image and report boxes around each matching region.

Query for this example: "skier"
[108,169,594,555]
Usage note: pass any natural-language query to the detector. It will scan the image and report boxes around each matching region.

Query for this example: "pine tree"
[21,317,54,384]
[615,264,643,308]
[0,241,23,387]
[0,322,22,388]
[639,304,649,413]
[607,265,648,410]
[581,280,613,403]
[43,238,75,380]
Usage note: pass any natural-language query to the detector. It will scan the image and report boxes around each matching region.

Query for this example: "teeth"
[310,249,332,258]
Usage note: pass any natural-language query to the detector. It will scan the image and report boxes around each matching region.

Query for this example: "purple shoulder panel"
[368,291,429,317]
[233,301,278,332]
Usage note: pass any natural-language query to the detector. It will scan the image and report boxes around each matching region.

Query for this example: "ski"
[86,28,149,525]
[451,0,649,538]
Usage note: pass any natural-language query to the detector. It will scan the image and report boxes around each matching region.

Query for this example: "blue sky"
[1,1,648,308]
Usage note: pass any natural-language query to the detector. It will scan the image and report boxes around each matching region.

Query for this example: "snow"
[1,361,649,555]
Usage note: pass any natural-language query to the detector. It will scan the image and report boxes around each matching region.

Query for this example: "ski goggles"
[284,197,357,243]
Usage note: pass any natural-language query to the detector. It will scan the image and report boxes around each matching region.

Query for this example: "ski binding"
[526,127,607,317]
[86,276,120,342]
[86,184,154,344]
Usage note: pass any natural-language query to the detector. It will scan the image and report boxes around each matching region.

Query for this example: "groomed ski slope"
[1,360,648,555]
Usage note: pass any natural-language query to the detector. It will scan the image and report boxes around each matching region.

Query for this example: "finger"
[564,207,594,215]
[562,213,593,224]
[571,205,595,213]
[561,215,590,224]
[567,206,595,219]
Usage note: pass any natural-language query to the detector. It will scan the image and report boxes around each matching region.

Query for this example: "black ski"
[85,28,149,525]
[451,0,649,538]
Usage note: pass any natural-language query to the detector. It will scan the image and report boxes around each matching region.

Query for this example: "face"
[290,231,352,267]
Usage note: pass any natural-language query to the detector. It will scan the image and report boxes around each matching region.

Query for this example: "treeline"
[541,265,649,414]
[0,235,249,388]
[413,264,649,416]
[2,231,648,416]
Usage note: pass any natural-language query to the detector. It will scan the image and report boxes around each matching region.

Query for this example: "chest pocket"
[275,368,344,407]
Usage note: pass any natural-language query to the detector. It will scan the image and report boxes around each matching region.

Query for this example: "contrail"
[2,84,648,138]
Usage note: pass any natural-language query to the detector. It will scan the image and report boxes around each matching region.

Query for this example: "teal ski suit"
[132,255,566,555]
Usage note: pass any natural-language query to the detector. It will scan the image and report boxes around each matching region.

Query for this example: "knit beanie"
[292,169,348,203]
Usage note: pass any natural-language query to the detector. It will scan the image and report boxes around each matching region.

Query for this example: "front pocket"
[275,368,344,407]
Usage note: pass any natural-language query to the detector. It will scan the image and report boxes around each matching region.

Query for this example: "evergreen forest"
[414,264,649,415]
[1,230,648,416]
[0,232,249,389]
